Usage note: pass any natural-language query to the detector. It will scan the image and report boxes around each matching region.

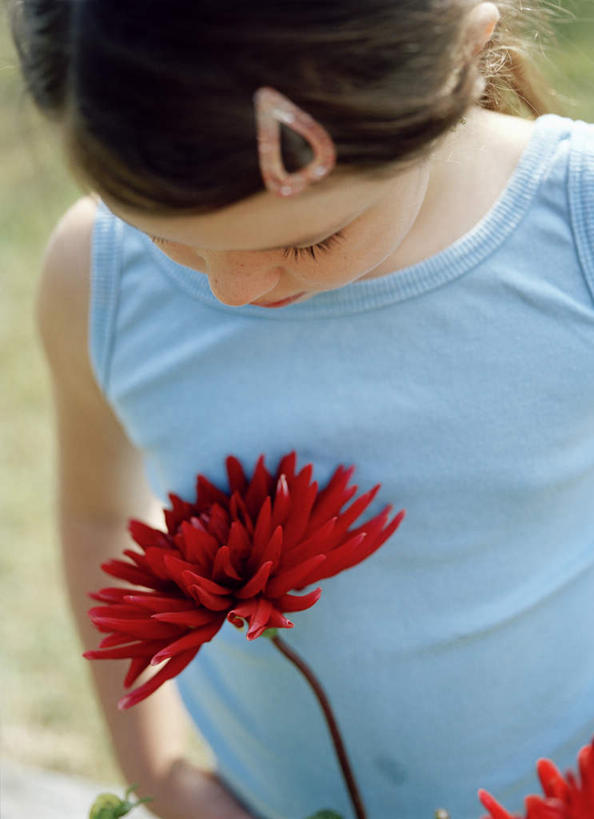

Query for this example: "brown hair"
[10,0,561,214]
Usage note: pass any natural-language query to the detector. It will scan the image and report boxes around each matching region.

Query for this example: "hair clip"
[254,86,337,198]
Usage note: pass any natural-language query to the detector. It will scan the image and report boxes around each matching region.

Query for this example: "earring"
[254,86,337,198]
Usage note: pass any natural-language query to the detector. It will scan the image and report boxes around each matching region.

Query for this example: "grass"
[1,1,594,789]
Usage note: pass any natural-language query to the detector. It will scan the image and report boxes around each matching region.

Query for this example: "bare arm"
[37,197,252,819]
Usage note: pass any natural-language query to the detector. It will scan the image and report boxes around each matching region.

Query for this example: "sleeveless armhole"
[89,201,124,395]
[569,120,594,303]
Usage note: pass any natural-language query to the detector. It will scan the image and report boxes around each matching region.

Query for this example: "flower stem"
[271,634,367,819]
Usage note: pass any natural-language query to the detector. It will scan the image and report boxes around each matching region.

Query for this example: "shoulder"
[567,117,594,183]
[37,195,99,383]
[565,118,594,292]
[39,194,98,314]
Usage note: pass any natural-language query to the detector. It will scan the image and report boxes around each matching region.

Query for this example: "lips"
[254,292,306,308]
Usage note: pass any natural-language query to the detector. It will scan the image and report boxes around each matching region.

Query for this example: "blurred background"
[1,0,594,795]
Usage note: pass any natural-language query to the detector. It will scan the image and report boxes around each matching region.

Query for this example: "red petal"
[89,587,137,603]
[122,547,150,568]
[280,517,337,570]
[282,475,318,550]
[152,609,219,627]
[275,451,297,482]
[212,545,242,583]
[265,608,294,630]
[372,507,406,548]
[118,649,198,709]
[83,640,165,660]
[244,455,273,519]
[331,484,381,541]
[271,474,291,529]
[227,519,251,567]
[249,521,282,578]
[229,492,254,535]
[265,554,327,598]
[334,508,405,573]
[90,616,181,640]
[101,559,169,591]
[226,456,247,494]
[178,521,219,570]
[275,587,322,612]
[236,561,274,599]
[577,741,594,802]
[190,585,233,611]
[260,526,283,571]
[537,759,570,802]
[228,599,258,620]
[308,465,357,530]
[164,493,196,535]
[88,604,146,620]
[204,503,230,544]
[523,795,565,817]
[180,570,230,596]
[248,497,272,572]
[245,597,273,640]
[300,533,367,586]
[128,520,171,551]
[150,618,224,665]
[99,633,136,648]
[195,475,229,512]
[124,656,151,688]
[123,595,195,613]
[156,555,195,595]
[477,789,515,819]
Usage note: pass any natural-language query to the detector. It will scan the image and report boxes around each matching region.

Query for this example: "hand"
[143,758,255,819]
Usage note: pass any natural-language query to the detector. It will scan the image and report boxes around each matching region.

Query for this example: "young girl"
[11,1,594,817]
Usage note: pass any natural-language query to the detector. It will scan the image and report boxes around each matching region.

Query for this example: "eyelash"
[280,230,345,261]
[150,229,346,262]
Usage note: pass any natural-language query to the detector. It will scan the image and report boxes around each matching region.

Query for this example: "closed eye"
[150,228,347,261]
[281,230,345,261]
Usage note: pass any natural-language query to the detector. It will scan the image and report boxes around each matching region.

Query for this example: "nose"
[205,254,282,306]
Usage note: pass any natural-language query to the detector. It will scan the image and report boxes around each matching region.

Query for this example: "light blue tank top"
[90,115,594,819]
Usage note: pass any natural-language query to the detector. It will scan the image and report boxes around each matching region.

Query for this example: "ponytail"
[480,0,561,116]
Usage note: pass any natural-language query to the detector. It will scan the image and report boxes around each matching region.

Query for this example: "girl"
[10,1,594,817]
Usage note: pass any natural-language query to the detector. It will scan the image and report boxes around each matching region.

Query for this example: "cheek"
[287,251,367,289]
[291,234,394,288]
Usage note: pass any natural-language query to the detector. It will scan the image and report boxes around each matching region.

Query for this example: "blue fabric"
[90,114,594,819]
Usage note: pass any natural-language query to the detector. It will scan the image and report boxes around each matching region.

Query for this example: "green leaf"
[89,794,125,818]
[304,811,344,819]
[89,786,153,818]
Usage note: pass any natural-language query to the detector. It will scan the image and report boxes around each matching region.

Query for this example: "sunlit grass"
[1,3,594,785]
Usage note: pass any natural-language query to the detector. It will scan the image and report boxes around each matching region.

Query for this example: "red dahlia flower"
[85,452,404,710]
[478,737,594,819]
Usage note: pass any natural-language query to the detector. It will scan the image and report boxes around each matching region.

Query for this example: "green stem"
[271,634,367,819]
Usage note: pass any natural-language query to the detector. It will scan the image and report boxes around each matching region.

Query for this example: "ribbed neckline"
[141,114,569,320]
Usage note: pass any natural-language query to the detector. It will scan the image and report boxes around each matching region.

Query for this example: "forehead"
[105,169,387,251]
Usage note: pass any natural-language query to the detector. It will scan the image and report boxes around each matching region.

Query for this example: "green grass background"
[1,1,594,787]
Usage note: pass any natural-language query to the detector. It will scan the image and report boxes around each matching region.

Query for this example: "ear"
[464,2,501,56]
